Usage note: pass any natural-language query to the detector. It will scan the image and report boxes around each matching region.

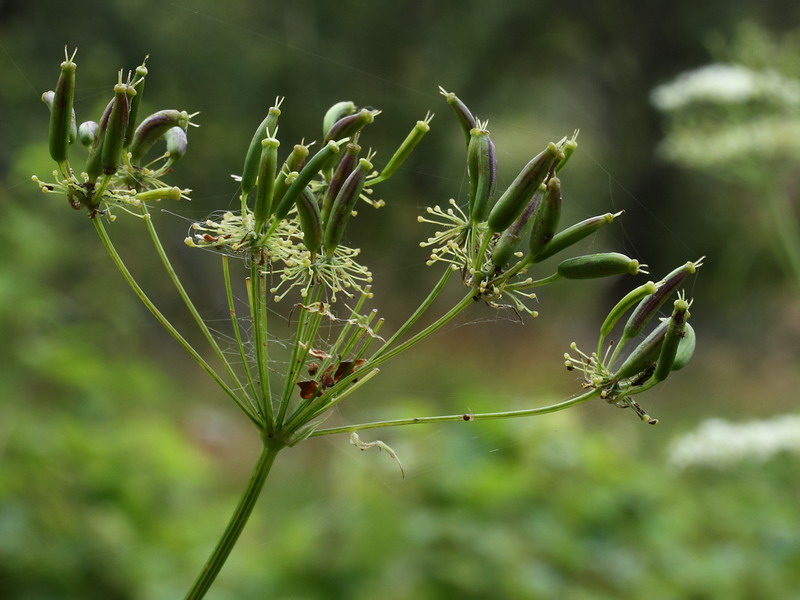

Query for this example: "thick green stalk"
[309,388,602,437]
[93,217,262,427]
[140,206,255,414]
[183,441,282,600]
[249,261,274,427]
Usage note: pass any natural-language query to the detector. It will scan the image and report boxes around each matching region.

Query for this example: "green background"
[1,1,799,598]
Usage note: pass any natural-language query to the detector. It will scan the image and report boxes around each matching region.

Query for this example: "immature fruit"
[533,212,621,263]
[322,101,356,138]
[557,252,644,279]
[129,110,191,164]
[241,102,282,198]
[467,125,497,224]
[323,157,372,254]
[48,48,77,166]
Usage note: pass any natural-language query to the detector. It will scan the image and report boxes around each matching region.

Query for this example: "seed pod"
[439,87,476,144]
[273,143,311,209]
[370,113,432,184]
[557,252,644,279]
[556,132,578,173]
[163,126,188,162]
[129,109,191,164]
[612,318,669,380]
[48,48,77,167]
[295,186,323,255]
[467,125,497,224]
[85,99,115,184]
[241,101,282,198]
[323,108,379,145]
[622,258,703,342]
[124,57,148,148]
[101,81,134,175]
[527,174,562,258]
[322,101,356,138]
[322,143,360,226]
[491,188,540,270]
[600,281,658,339]
[671,322,696,371]
[135,186,183,202]
[533,212,622,263]
[77,121,98,147]
[487,142,562,233]
[323,157,372,254]
[274,140,342,221]
[653,296,690,382]
[254,137,280,232]
[42,90,78,145]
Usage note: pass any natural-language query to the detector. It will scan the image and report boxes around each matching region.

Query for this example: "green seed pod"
[135,186,182,202]
[370,113,432,185]
[671,322,696,371]
[622,258,703,342]
[527,175,562,258]
[487,142,562,233]
[42,90,77,144]
[491,189,540,270]
[77,121,98,147]
[163,126,188,162]
[129,109,192,164]
[533,212,622,263]
[322,101,356,138]
[439,86,476,144]
[101,82,134,175]
[48,48,77,167]
[653,296,690,383]
[124,57,148,148]
[467,125,497,224]
[322,143,360,226]
[85,99,114,184]
[241,101,282,198]
[273,143,311,209]
[295,186,323,255]
[274,140,342,221]
[557,252,644,279]
[600,281,658,339]
[323,157,372,254]
[556,132,578,173]
[254,137,280,232]
[613,318,669,381]
[323,107,379,145]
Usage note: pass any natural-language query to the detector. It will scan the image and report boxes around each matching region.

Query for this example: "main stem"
[184,440,282,600]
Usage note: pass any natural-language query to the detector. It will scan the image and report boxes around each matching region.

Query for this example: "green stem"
[222,256,259,407]
[309,388,602,437]
[249,260,274,427]
[93,217,263,428]
[183,440,282,600]
[371,267,454,360]
[140,205,254,412]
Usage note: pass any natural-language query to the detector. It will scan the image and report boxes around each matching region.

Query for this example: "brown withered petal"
[296,380,319,400]
[309,348,330,360]
[307,362,319,376]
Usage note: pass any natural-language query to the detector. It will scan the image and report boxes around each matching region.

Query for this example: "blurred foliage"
[3,1,800,599]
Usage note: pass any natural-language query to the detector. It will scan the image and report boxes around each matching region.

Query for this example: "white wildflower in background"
[668,415,800,469]
[651,63,800,110]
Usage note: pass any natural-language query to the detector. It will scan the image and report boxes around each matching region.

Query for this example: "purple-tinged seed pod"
[612,318,669,381]
[527,174,562,258]
[78,121,99,147]
[322,143,360,225]
[467,124,497,224]
[101,81,134,175]
[491,188,541,271]
[323,108,379,145]
[48,48,77,168]
[533,212,622,263]
[85,98,114,185]
[273,143,311,209]
[487,142,563,234]
[557,252,645,279]
[322,101,356,139]
[323,157,372,254]
[600,281,658,339]
[273,141,342,221]
[129,109,192,164]
[295,186,323,255]
[124,57,148,148]
[622,258,703,342]
[439,86,477,145]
